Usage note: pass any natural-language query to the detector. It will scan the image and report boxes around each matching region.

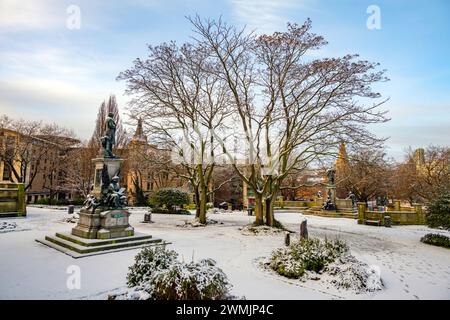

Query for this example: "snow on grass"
[0,207,449,299]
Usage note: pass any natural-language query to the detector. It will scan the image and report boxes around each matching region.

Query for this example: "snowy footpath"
[0,207,449,300]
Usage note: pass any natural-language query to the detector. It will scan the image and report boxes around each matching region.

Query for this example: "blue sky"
[0,0,449,159]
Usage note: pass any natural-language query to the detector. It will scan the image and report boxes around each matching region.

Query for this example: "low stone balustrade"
[357,201,425,226]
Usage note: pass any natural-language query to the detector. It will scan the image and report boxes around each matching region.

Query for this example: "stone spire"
[335,142,350,199]
[132,118,147,143]
[335,142,349,168]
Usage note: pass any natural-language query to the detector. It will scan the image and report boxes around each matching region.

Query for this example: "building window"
[2,164,11,181]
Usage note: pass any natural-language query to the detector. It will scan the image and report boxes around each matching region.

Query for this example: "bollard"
[285,232,290,246]
[300,219,308,239]
[68,205,74,214]
[384,216,391,228]
[144,213,152,223]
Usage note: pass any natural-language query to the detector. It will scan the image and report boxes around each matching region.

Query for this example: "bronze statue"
[347,191,356,207]
[106,176,127,208]
[326,168,336,185]
[102,112,117,158]
[82,166,127,213]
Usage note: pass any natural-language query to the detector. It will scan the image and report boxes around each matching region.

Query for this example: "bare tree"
[0,116,77,191]
[89,95,129,156]
[392,146,450,203]
[118,41,232,223]
[338,147,391,203]
[126,141,175,206]
[189,16,389,226]
[62,141,98,198]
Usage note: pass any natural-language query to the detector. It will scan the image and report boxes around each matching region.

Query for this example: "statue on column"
[101,112,117,158]
[326,168,336,185]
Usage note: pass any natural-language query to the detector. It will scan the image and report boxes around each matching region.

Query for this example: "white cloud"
[229,0,315,33]
[0,0,65,32]
[0,75,131,140]
[0,47,95,80]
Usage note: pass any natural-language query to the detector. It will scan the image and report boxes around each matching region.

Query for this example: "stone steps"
[36,232,167,258]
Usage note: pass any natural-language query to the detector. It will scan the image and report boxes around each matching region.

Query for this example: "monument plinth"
[70,155,135,240]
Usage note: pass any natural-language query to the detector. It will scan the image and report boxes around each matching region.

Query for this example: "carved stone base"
[71,208,134,240]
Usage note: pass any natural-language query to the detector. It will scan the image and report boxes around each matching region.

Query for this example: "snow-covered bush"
[148,188,190,213]
[327,255,383,292]
[268,237,383,293]
[421,233,450,248]
[151,258,230,299]
[127,246,178,287]
[270,238,348,278]
[426,191,450,229]
[125,246,231,300]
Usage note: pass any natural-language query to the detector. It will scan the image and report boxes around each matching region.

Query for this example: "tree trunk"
[194,188,200,218]
[264,197,274,227]
[254,193,264,225]
[198,185,207,224]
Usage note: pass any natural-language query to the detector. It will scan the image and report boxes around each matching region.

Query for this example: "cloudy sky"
[0,0,449,159]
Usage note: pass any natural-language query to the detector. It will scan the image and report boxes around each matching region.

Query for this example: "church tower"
[335,142,350,199]
[127,118,149,205]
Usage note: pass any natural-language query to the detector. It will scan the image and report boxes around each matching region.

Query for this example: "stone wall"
[274,199,317,208]
[335,199,353,209]
[0,182,26,217]
[357,202,425,226]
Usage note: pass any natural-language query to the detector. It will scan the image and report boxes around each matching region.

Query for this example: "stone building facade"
[0,128,79,203]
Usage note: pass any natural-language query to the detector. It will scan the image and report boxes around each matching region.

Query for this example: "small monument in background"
[37,114,165,258]
[322,168,336,211]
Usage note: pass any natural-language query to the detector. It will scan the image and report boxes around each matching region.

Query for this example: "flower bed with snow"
[267,237,383,294]
[0,221,31,233]
[0,221,18,232]
[239,224,285,236]
[177,218,224,228]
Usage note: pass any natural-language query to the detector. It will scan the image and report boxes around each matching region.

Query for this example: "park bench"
[364,219,381,226]
[364,211,382,226]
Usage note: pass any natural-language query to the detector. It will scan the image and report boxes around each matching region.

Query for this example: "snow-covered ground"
[0,207,449,300]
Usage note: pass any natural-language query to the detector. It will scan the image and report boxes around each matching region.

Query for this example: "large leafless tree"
[118,17,389,226]
[118,42,233,223]
[189,17,389,226]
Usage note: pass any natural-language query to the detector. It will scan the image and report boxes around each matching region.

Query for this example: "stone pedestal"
[325,185,336,204]
[71,209,102,239]
[71,208,134,240]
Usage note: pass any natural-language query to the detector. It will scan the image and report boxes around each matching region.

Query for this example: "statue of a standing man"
[326,168,336,185]
[102,112,117,158]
